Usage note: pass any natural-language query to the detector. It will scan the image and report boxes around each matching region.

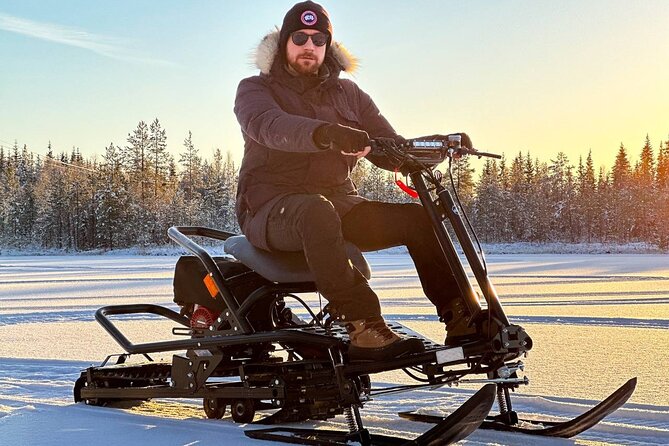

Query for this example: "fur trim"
[253,30,358,75]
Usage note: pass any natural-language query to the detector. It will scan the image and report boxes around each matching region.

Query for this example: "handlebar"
[370,136,501,175]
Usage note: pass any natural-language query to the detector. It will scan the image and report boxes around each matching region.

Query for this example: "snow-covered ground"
[1,252,668,445]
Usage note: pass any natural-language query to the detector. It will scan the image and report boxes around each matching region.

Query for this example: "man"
[234,1,476,360]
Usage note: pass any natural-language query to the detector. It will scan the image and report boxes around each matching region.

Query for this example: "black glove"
[313,124,370,153]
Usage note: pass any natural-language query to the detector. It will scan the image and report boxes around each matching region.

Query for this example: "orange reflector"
[203,274,219,298]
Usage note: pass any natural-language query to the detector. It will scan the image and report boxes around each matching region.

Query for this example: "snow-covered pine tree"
[219,150,240,232]
[657,140,669,247]
[505,152,528,241]
[473,159,504,242]
[179,131,203,226]
[631,135,655,241]
[124,121,153,245]
[531,159,553,242]
[0,146,6,242]
[575,151,598,242]
[7,144,38,246]
[450,156,475,211]
[610,143,634,242]
[95,142,131,249]
[148,119,169,198]
[548,152,576,242]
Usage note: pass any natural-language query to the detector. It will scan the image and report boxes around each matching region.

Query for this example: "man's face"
[285,29,327,75]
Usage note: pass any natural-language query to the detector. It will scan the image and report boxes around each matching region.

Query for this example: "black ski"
[399,377,636,439]
[244,383,496,445]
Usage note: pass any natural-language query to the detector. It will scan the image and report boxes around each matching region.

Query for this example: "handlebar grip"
[461,148,501,159]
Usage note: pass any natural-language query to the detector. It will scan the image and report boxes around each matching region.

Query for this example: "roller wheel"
[203,398,227,419]
[230,398,255,423]
[73,375,86,402]
[74,376,109,406]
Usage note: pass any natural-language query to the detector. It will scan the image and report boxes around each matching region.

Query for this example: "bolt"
[234,326,238,331]
[225,311,230,317]
[217,317,222,323]
[189,361,193,366]
[504,342,510,347]
[187,372,194,378]
[209,326,214,331]
[502,328,508,334]
[275,379,280,385]
[189,383,194,388]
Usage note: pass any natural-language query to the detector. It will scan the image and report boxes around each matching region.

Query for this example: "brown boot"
[346,315,425,361]
[441,298,479,346]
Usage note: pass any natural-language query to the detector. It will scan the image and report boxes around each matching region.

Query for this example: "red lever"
[394,171,418,198]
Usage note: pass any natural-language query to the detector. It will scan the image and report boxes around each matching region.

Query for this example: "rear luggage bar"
[95,303,341,354]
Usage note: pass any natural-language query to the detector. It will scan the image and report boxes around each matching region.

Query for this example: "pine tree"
[656,140,669,248]
[506,152,527,241]
[656,139,669,190]
[631,135,655,240]
[473,159,504,242]
[179,131,203,225]
[532,160,553,242]
[610,143,634,242]
[125,121,152,201]
[635,135,655,187]
[148,118,169,198]
[612,143,631,188]
[0,147,4,234]
[575,151,597,241]
[450,156,476,212]
[96,143,131,249]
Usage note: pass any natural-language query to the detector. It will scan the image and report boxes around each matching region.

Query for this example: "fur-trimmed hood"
[254,29,358,76]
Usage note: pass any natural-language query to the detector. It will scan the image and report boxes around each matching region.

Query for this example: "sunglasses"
[291,32,328,47]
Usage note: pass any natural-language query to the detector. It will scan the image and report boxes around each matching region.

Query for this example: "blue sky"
[1,0,668,170]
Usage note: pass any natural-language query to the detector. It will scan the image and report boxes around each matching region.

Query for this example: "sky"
[1,0,668,171]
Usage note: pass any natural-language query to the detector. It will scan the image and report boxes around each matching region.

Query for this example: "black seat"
[224,235,371,283]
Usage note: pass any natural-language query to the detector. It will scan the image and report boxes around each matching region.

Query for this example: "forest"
[1,119,668,251]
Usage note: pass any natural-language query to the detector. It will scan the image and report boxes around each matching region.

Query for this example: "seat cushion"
[224,235,371,283]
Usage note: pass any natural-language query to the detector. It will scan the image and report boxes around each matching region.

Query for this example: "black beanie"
[279,1,332,52]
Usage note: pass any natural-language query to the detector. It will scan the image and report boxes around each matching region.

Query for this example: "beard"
[288,53,322,76]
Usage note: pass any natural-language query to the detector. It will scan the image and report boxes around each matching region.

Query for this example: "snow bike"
[74,136,636,445]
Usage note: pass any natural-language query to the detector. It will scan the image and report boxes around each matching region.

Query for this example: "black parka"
[234,31,398,249]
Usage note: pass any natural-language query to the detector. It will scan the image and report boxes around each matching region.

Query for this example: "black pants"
[266,195,459,321]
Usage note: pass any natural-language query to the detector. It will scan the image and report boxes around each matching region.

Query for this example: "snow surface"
[1,252,668,445]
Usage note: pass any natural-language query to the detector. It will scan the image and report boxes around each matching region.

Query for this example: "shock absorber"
[344,407,357,433]
[495,384,518,425]
[497,386,508,414]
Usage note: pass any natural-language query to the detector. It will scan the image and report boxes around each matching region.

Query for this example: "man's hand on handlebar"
[313,123,371,156]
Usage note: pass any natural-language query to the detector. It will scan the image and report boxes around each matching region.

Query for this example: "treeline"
[0,119,238,250]
[1,123,668,251]
[469,135,669,247]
